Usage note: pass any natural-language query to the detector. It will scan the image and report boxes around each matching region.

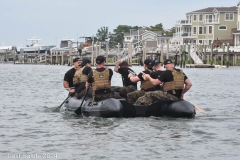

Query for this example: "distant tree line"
[94,23,175,48]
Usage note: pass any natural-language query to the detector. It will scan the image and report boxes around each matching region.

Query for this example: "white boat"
[17,37,55,54]
[0,46,14,54]
[50,38,78,54]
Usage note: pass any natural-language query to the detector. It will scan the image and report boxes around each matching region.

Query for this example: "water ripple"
[0,64,240,159]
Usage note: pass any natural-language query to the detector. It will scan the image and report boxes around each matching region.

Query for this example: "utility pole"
[91,35,94,64]
[77,34,78,55]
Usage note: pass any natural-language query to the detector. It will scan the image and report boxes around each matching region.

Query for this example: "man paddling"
[63,58,81,94]
[73,58,92,99]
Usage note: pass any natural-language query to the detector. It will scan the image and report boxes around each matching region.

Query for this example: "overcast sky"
[0,0,237,47]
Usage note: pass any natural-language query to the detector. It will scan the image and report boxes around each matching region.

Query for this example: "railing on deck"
[175,20,192,25]
[204,18,219,24]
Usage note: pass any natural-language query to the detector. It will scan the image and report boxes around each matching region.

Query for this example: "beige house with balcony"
[233,1,240,46]
[173,6,237,46]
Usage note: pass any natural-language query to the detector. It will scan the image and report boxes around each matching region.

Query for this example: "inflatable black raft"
[62,96,195,118]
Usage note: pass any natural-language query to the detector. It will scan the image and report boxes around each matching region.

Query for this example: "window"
[219,26,227,30]
[199,14,203,21]
[204,26,207,34]
[193,27,197,34]
[188,15,192,23]
[209,26,212,34]
[199,27,203,34]
[209,40,212,45]
[206,15,213,23]
[134,36,138,39]
[225,13,234,21]
[193,14,197,21]
[126,37,131,40]
[199,40,203,44]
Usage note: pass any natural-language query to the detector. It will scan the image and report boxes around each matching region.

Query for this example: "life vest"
[92,68,111,92]
[73,66,88,85]
[140,69,155,91]
[163,68,185,94]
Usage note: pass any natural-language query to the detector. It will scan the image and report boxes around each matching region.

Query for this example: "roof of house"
[124,30,162,36]
[187,6,237,14]
[157,35,172,38]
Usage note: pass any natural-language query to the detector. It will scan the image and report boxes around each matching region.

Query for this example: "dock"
[186,64,215,68]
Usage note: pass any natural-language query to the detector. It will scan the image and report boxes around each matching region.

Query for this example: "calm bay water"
[0,64,240,160]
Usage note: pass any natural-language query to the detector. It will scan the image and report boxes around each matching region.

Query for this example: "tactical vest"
[73,66,88,85]
[92,68,111,92]
[140,69,155,91]
[163,68,185,93]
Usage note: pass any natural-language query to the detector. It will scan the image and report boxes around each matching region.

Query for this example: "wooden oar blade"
[194,105,205,113]
[184,99,205,113]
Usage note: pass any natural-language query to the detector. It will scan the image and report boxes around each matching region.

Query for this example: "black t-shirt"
[150,70,164,90]
[118,67,137,87]
[75,66,92,92]
[63,68,76,88]
[87,67,113,94]
[138,69,155,91]
[158,69,188,98]
[137,70,152,81]
[150,70,164,79]
[82,66,92,75]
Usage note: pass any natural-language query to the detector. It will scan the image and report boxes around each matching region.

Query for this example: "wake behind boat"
[61,96,196,118]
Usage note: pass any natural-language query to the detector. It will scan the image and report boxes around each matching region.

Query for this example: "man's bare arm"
[114,61,121,73]
[181,79,192,98]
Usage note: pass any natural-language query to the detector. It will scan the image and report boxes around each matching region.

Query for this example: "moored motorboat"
[16,37,55,54]
[61,96,196,118]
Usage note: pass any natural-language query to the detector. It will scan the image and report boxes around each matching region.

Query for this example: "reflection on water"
[0,64,240,159]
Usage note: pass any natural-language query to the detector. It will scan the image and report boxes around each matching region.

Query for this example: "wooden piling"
[166,43,169,59]
[210,43,213,65]
[70,41,73,66]
[160,43,163,62]
[117,43,120,60]
[227,43,229,68]
[91,42,94,65]
[106,42,109,64]
[180,45,182,68]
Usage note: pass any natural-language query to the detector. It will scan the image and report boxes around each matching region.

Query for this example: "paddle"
[52,94,72,112]
[194,105,205,113]
[74,88,89,115]
[184,99,205,113]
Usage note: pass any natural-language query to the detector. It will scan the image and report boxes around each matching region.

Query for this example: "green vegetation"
[107,59,113,63]
[95,23,176,49]
[236,59,240,64]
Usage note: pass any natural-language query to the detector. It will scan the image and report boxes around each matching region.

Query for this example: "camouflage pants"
[127,90,146,104]
[112,85,137,97]
[75,88,93,99]
[134,90,179,105]
[93,91,121,101]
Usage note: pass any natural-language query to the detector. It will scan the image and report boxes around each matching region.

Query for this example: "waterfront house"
[123,30,171,50]
[173,6,238,46]
[233,1,240,46]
